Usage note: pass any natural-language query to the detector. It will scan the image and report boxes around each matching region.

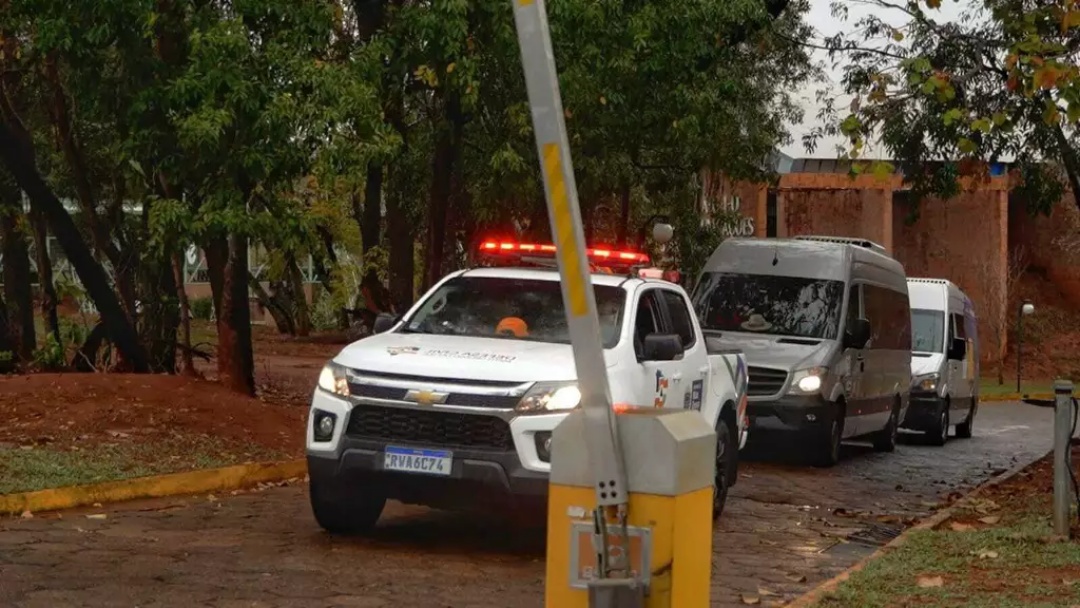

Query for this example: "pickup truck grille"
[347,383,521,409]
[747,366,789,397]
[345,406,514,450]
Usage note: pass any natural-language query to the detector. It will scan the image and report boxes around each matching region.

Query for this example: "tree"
[809,0,1080,214]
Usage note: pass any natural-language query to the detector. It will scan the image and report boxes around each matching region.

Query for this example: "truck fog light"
[535,431,553,463]
[313,410,337,442]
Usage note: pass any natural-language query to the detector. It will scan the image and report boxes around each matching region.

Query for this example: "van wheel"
[713,421,735,520]
[309,476,386,535]
[955,398,976,439]
[927,399,950,447]
[872,398,900,452]
[812,407,844,468]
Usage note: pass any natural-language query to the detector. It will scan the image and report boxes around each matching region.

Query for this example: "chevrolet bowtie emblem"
[405,389,449,405]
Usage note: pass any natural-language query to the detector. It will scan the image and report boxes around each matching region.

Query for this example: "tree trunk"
[287,255,311,337]
[215,234,255,395]
[0,124,149,372]
[172,251,195,375]
[0,208,34,362]
[0,295,13,372]
[29,207,60,342]
[423,95,462,289]
[249,276,296,335]
[387,186,414,314]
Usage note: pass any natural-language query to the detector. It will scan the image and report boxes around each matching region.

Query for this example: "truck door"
[631,287,684,409]
[657,288,708,412]
[947,311,971,409]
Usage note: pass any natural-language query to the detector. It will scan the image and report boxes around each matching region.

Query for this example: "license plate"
[383,446,452,476]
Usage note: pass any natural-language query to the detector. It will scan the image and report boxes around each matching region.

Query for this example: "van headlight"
[913,373,939,392]
[517,382,582,412]
[317,361,350,397]
[788,367,827,395]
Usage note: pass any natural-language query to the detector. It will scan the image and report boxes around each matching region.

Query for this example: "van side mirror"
[373,313,400,334]
[948,337,967,360]
[642,333,684,361]
[845,318,871,350]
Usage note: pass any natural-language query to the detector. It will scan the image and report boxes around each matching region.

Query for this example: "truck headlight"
[913,373,939,392]
[788,367,827,395]
[517,382,582,412]
[317,361,350,397]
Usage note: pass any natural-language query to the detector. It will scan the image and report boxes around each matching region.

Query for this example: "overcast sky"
[780,0,972,159]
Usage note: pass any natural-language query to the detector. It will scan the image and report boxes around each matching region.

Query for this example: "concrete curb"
[783,449,1050,608]
[982,394,1052,402]
[0,458,307,516]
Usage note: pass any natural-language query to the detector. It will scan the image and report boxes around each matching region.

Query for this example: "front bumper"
[747,393,837,435]
[307,390,552,510]
[307,439,548,511]
[901,390,943,430]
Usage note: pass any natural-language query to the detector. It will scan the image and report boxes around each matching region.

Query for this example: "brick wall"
[1009,192,1080,306]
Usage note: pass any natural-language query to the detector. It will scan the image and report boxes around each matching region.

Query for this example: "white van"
[692,236,912,467]
[904,278,979,445]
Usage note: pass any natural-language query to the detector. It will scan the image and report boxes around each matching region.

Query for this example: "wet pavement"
[0,401,1054,607]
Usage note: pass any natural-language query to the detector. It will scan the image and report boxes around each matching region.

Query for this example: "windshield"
[692,272,845,340]
[911,308,945,353]
[402,276,625,348]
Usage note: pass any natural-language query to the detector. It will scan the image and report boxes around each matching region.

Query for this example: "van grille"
[747,367,789,397]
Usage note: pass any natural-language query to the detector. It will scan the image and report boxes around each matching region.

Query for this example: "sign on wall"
[714,196,756,238]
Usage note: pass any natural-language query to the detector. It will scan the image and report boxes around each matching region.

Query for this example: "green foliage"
[190,297,214,321]
[809,0,1080,215]
[32,334,67,371]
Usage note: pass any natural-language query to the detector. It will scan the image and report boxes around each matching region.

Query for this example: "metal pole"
[1053,379,1073,537]
[509,0,634,593]
[1016,306,1023,394]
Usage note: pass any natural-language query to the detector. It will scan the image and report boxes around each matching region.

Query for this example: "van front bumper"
[307,438,549,512]
[901,391,943,430]
[747,394,838,434]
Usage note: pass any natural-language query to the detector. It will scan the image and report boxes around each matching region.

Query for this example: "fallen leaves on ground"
[950,522,975,532]
[916,575,945,588]
[740,593,761,604]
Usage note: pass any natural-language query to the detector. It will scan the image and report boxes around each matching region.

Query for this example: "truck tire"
[812,406,844,468]
[713,421,735,520]
[309,476,386,535]
[955,398,976,439]
[927,399,950,447]
[871,398,900,453]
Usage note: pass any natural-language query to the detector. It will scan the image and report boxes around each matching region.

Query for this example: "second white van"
[904,278,980,445]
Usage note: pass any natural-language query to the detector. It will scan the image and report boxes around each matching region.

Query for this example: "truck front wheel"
[309,475,387,535]
[713,421,735,520]
[812,405,844,468]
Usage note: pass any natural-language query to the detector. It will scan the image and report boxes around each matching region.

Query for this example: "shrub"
[191,297,214,321]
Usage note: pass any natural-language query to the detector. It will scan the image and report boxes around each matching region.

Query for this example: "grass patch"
[814,514,1080,608]
[0,437,286,495]
[978,378,1056,398]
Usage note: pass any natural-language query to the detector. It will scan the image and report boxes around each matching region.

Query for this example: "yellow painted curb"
[783,450,1049,608]
[0,458,307,516]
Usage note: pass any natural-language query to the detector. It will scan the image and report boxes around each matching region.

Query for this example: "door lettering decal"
[654,370,669,408]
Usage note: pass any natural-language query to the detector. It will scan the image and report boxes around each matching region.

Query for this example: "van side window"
[634,290,663,356]
[845,285,862,331]
[660,290,696,350]
[863,284,910,350]
[951,313,966,339]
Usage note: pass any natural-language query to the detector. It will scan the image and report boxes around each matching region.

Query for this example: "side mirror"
[845,318,871,350]
[372,313,400,334]
[642,333,684,361]
[948,337,967,360]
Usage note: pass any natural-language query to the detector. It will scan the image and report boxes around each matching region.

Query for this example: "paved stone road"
[0,402,1053,608]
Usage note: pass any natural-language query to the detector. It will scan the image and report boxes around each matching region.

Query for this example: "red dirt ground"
[0,374,306,456]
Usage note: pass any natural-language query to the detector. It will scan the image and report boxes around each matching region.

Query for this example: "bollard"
[546,408,716,608]
[1053,379,1073,538]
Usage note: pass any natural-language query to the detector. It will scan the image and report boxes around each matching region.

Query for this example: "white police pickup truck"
[306,241,749,534]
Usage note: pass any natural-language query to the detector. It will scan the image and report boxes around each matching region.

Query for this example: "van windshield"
[401,276,625,348]
[911,308,945,353]
[692,272,845,340]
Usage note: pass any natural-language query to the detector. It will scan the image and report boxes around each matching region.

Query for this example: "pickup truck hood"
[334,332,616,382]
[706,332,832,371]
